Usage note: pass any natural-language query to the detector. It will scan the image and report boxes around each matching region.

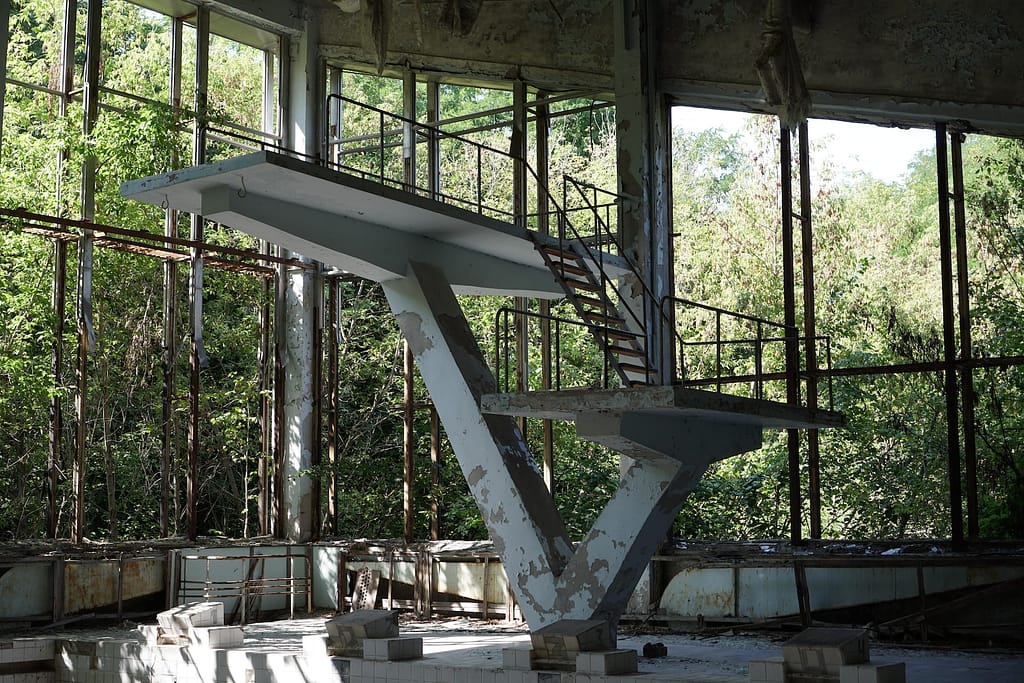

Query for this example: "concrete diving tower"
[123,151,842,642]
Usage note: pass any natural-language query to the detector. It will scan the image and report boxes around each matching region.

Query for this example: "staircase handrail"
[663,295,834,407]
[493,305,645,392]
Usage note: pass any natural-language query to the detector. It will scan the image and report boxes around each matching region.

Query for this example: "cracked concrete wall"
[312,0,1024,134]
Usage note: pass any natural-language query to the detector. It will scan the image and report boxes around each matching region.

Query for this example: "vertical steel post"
[512,80,530,439]
[950,131,978,539]
[426,81,440,200]
[328,67,343,166]
[161,15,184,539]
[403,341,415,543]
[430,405,441,540]
[780,125,802,544]
[257,45,277,536]
[935,124,965,549]
[186,7,210,541]
[48,0,78,539]
[535,94,554,491]
[73,0,102,544]
[798,122,821,539]
[326,277,339,534]
[402,71,418,544]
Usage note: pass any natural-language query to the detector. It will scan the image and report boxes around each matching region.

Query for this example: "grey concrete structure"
[115,0,1021,638]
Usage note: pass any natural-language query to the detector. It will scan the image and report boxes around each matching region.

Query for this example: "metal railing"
[666,296,834,408]
[176,551,312,625]
[494,306,646,392]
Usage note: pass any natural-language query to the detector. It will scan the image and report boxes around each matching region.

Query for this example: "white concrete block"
[363,636,423,661]
[749,657,786,683]
[303,634,330,659]
[840,662,907,683]
[575,649,638,675]
[503,647,533,671]
[190,625,244,649]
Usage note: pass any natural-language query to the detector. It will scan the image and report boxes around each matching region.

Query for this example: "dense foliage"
[1,1,1022,542]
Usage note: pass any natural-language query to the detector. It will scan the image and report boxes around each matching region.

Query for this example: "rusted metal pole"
[402,72,418,544]
[950,130,978,540]
[513,81,530,438]
[72,0,103,545]
[48,0,77,540]
[798,122,821,539]
[326,277,340,534]
[426,81,440,200]
[780,125,802,544]
[535,94,554,491]
[311,272,323,542]
[430,405,441,540]
[161,15,184,539]
[935,123,965,549]
[403,340,416,543]
[273,256,287,537]
[186,6,210,541]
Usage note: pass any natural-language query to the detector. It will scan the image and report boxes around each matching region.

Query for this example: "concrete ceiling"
[138,1,1024,136]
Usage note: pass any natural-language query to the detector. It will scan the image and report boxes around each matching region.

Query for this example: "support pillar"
[797,122,822,539]
[535,94,554,490]
[613,0,673,384]
[49,0,77,539]
[950,131,978,540]
[383,261,761,632]
[780,126,803,544]
[276,10,322,542]
[936,124,965,549]
[186,6,209,541]
[72,0,102,544]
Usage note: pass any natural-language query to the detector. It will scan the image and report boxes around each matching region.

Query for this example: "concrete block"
[190,626,243,649]
[530,619,614,671]
[363,636,423,661]
[157,602,225,636]
[503,647,533,671]
[302,634,330,659]
[575,649,638,675]
[324,609,399,657]
[749,657,786,683]
[782,628,868,676]
[840,662,906,683]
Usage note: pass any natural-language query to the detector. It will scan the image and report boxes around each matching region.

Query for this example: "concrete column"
[383,261,762,632]
[278,10,323,542]
[613,0,674,384]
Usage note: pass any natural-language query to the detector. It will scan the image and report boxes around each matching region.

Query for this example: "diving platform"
[481,385,845,430]
[122,151,844,642]
[122,150,605,298]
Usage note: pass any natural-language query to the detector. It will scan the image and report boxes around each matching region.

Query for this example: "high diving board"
[121,151,571,298]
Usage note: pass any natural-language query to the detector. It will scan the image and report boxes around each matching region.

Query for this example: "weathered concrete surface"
[120,152,563,299]
[314,0,1024,135]
[479,385,845,429]
[382,261,764,630]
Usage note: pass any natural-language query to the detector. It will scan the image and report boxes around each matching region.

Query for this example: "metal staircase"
[533,236,654,386]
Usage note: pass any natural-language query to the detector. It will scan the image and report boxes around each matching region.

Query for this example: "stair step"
[618,361,653,375]
[596,328,635,341]
[585,311,627,325]
[563,278,600,293]
[575,293,613,309]
[540,243,581,259]
[551,261,591,277]
[608,345,646,358]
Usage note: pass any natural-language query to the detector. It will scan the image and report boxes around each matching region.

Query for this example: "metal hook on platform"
[237,175,248,198]
[160,194,169,210]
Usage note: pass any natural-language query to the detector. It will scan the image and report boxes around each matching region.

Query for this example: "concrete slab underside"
[19,620,1024,683]
[120,151,567,298]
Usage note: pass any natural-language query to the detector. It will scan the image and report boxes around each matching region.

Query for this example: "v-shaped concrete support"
[383,261,763,633]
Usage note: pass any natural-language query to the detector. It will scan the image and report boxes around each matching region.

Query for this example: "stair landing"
[121,150,568,298]
[480,385,845,430]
